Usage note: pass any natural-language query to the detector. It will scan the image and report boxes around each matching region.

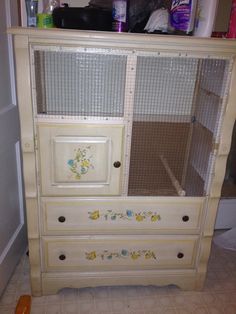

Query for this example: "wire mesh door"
[128,56,230,197]
[34,49,127,118]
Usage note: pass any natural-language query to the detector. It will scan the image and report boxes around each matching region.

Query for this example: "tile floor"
[0,239,236,314]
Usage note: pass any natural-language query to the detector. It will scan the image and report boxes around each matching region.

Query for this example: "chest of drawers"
[9,27,236,296]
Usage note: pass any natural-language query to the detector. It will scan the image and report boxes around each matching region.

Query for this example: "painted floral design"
[88,210,100,220]
[88,209,161,222]
[85,251,97,260]
[67,146,94,180]
[85,249,157,261]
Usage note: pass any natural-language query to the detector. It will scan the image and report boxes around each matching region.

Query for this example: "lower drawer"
[42,235,198,272]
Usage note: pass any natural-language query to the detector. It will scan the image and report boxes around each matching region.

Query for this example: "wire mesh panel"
[185,58,230,196]
[34,50,127,117]
[33,46,231,197]
[128,56,198,196]
[132,57,198,122]
[194,59,229,135]
[128,56,230,197]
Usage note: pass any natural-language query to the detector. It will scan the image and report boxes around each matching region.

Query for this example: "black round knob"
[58,216,66,223]
[113,161,121,168]
[59,254,66,261]
[182,215,189,222]
[177,252,184,259]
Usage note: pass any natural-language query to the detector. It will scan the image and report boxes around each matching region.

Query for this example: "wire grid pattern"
[186,59,230,196]
[33,48,230,197]
[128,56,197,196]
[34,50,127,117]
[128,56,230,197]
[132,56,198,121]
[195,59,229,136]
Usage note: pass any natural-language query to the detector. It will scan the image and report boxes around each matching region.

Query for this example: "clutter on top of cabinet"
[112,0,129,32]
[42,0,60,13]
[88,0,165,32]
[144,8,169,34]
[52,6,113,31]
[37,0,60,28]
[25,0,38,27]
[227,0,236,38]
[169,0,198,35]
[194,0,219,37]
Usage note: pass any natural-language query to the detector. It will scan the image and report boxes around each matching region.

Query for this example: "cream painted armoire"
[9,27,236,296]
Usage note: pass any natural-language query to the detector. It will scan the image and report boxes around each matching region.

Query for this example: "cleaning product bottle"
[37,0,60,28]
[25,0,38,27]
[169,0,198,35]
[227,0,236,38]
[112,0,129,32]
[194,0,219,37]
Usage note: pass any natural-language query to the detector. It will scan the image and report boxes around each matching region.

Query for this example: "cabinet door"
[38,123,124,196]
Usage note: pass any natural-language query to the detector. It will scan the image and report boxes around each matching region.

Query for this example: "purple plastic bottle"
[170,0,198,35]
[112,0,129,32]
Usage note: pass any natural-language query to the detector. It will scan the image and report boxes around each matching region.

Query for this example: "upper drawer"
[38,123,124,196]
[41,197,204,235]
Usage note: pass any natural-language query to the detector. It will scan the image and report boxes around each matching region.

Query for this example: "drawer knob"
[182,215,189,222]
[58,216,66,223]
[177,252,184,259]
[59,254,66,261]
[113,161,121,168]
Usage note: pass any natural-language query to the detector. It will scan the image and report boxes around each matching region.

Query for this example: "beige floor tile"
[156,295,174,307]
[61,302,79,314]
[61,288,78,303]
[142,296,158,309]
[45,293,63,304]
[93,286,110,299]
[159,308,177,314]
[206,305,225,314]
[109,286,128,298]
[32,295,47,305]
[78,300,95,314]
[111,297,128,312]
[44,303,61,314]
[31,304,46,314]
[0,292,17,306]
[0,306,15,314]
[127,297,145,311]
[94,298,112,313]
[77,287,94,301]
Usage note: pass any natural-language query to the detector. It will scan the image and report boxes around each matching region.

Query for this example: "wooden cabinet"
[9,27,236,296]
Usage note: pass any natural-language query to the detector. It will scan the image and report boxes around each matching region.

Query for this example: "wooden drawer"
[42,235,198,272]
[38,123,124,196]
[41,197,203,235]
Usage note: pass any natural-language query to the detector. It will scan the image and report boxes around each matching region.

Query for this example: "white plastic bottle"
[194,0,219,37]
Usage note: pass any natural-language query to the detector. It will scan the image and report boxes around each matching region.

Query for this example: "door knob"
[113,161,121,168]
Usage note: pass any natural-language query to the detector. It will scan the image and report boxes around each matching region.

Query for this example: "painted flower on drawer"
[88,209,161,222]
[85,251,97,260]
[67,146,94,180]
[85,249,157,261]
